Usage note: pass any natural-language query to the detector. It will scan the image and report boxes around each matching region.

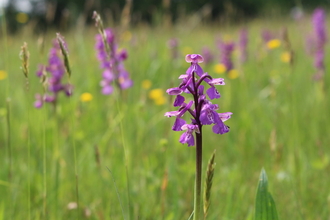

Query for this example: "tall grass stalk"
[115,99,132,220]
[5,99,11,180]
[1,9,12,217]
[60,36,80,217]
[106,167,126,220]
[20,41,31,220]
[24,69,31,220]
[65,91,79,218]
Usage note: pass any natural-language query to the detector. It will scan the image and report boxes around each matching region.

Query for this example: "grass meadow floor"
[1,15,330,219]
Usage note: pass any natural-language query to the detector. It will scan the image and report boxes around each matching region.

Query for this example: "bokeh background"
[1,0,330,220]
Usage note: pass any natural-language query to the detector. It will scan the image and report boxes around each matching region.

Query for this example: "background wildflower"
[228,69,239,79]
[0,70,7,80]
[142,79,152,90]
[34,37,73,108]
[214,63,226,74]
[94,27,133,94]
[311,8,327,79]
[149,88,166,105]
[261,30,274,44]
[281,52,291,63]
[238,28,248,63]
[218,40,235,72]
[201,47,214,65]
[267,39,281,49]
[167,38,179,60]
[80,93,93,102]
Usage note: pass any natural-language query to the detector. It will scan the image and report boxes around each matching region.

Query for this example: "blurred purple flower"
[165,54,231,147]
[218,40,235,72]
[34,38,72,109]
[167,38,179,60]
[314,49,324,70]
[313,8,327,49]
[238,28,248,63]
[95,28,133,95]
[308,8,327,78]
[261,30,274,44]
[201,47,214,64]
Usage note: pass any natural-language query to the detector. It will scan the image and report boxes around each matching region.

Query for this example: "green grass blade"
[255,168,279,220]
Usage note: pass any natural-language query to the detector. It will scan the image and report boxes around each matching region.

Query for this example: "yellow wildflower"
[149,88,166,105]
[16,12,29,24]
[0,70,7,80]
[281,51,291,63]
[267,39,281,49]
[149,88,163,99]
[142,80,152,90]
[223,34,232,41]
[80,93,93,102]
[214,64,227,74]
[0,108,7,117]
[228,69,239,79]
[121,30,132,42]
[154,96,166,105]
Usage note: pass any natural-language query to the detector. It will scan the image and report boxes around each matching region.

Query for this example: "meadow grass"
[0,15,330,219]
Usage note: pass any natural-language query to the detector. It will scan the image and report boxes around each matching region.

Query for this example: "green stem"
[42,109,47,218]
[193,130,203,220]
[26,85,31,220]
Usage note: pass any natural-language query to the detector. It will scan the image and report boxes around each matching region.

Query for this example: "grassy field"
[1,14,330,220]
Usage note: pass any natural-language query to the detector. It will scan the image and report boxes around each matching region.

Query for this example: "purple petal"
[212,120,229,134]
[198,85,204,96]
[166,87,183,95]
[164,111,180,117]
[119,78,133,90]
[177,101,193,117]
[102,86,114,95]
[179,131,195,146]
[172,118,186,131]
[173,95,185,107]
[200,108,217,125]
[209,78,225,86]
[34,100,43,108]
[185,54,204,63]
[207,87,220,100]
[218,112,233,122]
[103,69,115,81]
[44,95,55,102]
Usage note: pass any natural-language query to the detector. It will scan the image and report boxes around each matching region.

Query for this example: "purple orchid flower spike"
[93,12,133,95]
[308,8,327,79]
[34,37,73,109]
[238,28,248,63]
[165,54,231,147]
[201,47,214,65]
[218,40,235,72]
[164,54,232,220]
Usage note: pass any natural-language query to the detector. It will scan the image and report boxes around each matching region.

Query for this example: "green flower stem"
[194,130,203,220]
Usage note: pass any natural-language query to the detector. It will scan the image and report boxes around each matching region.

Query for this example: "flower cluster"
[34,38,72,108]
[165,54,232,146]
[201,47,214,65]
[312,8,327,77]
[261,30,274,44]
[167,38,179,60]
[95,28,133,95]
[218,40,235,72]
[238,28,248,63]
